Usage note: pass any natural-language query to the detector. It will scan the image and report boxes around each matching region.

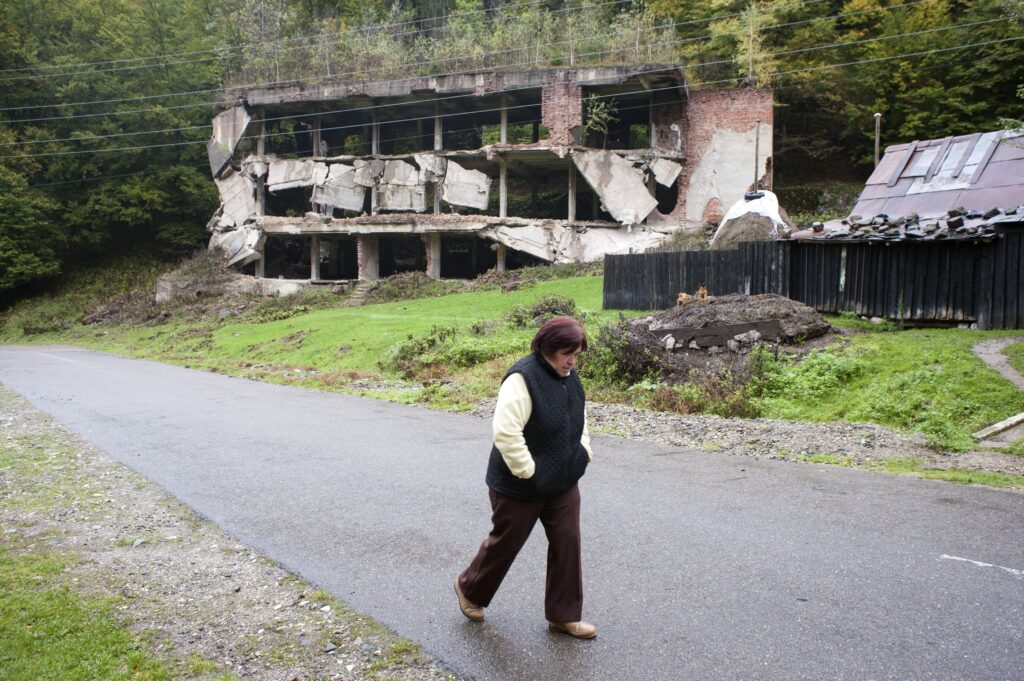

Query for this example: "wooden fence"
[603,233,1024,329]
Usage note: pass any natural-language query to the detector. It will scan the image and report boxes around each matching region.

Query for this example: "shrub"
[381,325,459,378]
[579,317,661,387]
[505,294,577,327]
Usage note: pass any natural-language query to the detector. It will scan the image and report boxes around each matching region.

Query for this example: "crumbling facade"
[205,67,772,280]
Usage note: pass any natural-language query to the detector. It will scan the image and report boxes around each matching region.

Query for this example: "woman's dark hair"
[531,316,587,356]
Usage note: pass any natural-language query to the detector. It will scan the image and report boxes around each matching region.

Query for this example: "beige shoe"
[454,578,484,622]
[548,620,597,639]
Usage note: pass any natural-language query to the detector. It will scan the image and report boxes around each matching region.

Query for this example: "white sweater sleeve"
[581,412,593,462]
[492,373,535,479]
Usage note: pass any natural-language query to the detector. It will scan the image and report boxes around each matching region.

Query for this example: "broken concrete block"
[441,160,491,210]
[267,159,316,191]
[664,334,676,351]
[353,159,385,188]
[214,169,258,228]
[208,106,251,177]
[312,164,366,212]
[733,330,762,344]
[413,153,447,183]
[378,160,426,212]
[572,150,658,226]
[649,158,682,187]
[209,225,264,268]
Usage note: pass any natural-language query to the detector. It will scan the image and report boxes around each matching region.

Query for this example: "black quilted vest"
[485,352,588,500]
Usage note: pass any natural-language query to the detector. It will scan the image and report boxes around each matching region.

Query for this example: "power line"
[3,0,918,115]
[6,11,1002,149]
[0,0,644,83]
[0,0,576,77]
[9,34,1020,163]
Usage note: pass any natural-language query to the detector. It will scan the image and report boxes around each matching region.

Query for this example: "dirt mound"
[647,293,830,343]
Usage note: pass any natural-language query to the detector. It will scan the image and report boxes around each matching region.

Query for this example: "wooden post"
[497,244,506,273]
[499,158,508,218]
[310,234,321,281]
[567,163,577,223]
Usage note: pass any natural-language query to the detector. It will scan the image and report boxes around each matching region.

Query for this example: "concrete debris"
[413,153,447,183]
[209,225,265,268]
[649,158,682,187]
[267,159,318,191]
[441,160,491,210]
[244,156,268,180]
[710,190,792,250]
[353,159,385,188]
[208,106,251,177]
[214,170,258,229]
[480,221,668,264]
[793,206,1014,242]
[378,160,426,212]
[572,150,658,226]
[312,164,365,212]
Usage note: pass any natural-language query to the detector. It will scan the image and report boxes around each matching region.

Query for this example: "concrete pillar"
[310,234,321,280]
[649,94,655,149]
[256,115,266,217]
[371,112,380,215]
[496,244,506,273]
[357,235,379,281]
[312,114,322,156]
[500,95,508,144]
[255,254,265,278]
[567,163,577,223]
[499,158,508,218]
[424,233,442,280]
[434,103,442,214]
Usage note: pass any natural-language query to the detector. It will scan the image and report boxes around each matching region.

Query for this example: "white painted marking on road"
[940,554,1024,578]
[33,352,77,363]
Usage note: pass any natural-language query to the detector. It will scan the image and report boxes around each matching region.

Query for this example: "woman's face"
[543,346,582,378]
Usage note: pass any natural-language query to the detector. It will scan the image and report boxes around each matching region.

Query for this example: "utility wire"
[5,12,1003,148]
[0,0,925,114]
[1,0,838,82]
[9,34,1020,163]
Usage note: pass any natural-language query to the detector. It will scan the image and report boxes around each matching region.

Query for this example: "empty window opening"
[655,179,679,214]
[263,236,311,279]
[379,236,425,277]
[317,237,358,279]
[440,236,497,279]
[265,186,311,218]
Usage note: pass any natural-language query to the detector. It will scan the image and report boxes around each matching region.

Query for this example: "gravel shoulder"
[0,384,460,681]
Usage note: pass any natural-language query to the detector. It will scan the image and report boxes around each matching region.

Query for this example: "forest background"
[1,0,1021,301]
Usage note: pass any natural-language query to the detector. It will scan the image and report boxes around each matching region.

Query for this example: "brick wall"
[676,88,773,224]
[541,74,583,146]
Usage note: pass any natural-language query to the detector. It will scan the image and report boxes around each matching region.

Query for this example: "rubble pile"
[798,205,1022,242]
[633,293,831,355]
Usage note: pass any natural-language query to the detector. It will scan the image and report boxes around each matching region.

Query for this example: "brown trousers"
[458,484,583,623]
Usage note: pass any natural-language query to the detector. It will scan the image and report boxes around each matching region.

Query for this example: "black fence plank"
[603,238,1022,328]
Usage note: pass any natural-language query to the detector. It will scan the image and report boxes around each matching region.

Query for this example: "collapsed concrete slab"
[312,164,365,212]
[267,159,322,191]
[650,158,682,187]
[213,170,258,228]
[572,150,658,226]
[209,224,265,267]
[208,106,251,177]
[378,160,426,212]
[442,160,491,210]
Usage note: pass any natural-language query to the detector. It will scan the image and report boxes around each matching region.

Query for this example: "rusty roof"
[851,129,1024,219]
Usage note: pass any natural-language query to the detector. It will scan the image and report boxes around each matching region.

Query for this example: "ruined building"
[206,67,772,281]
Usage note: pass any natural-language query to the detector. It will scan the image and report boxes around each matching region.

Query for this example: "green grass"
[0,550,173,681]
[1004,339,1024,377]
[873,458,1024,490]
[754,326,1024,451]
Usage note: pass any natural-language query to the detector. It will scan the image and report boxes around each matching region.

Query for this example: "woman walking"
[454,316,596,639]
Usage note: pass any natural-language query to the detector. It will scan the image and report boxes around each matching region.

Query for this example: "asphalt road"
[1,345,1022,681]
